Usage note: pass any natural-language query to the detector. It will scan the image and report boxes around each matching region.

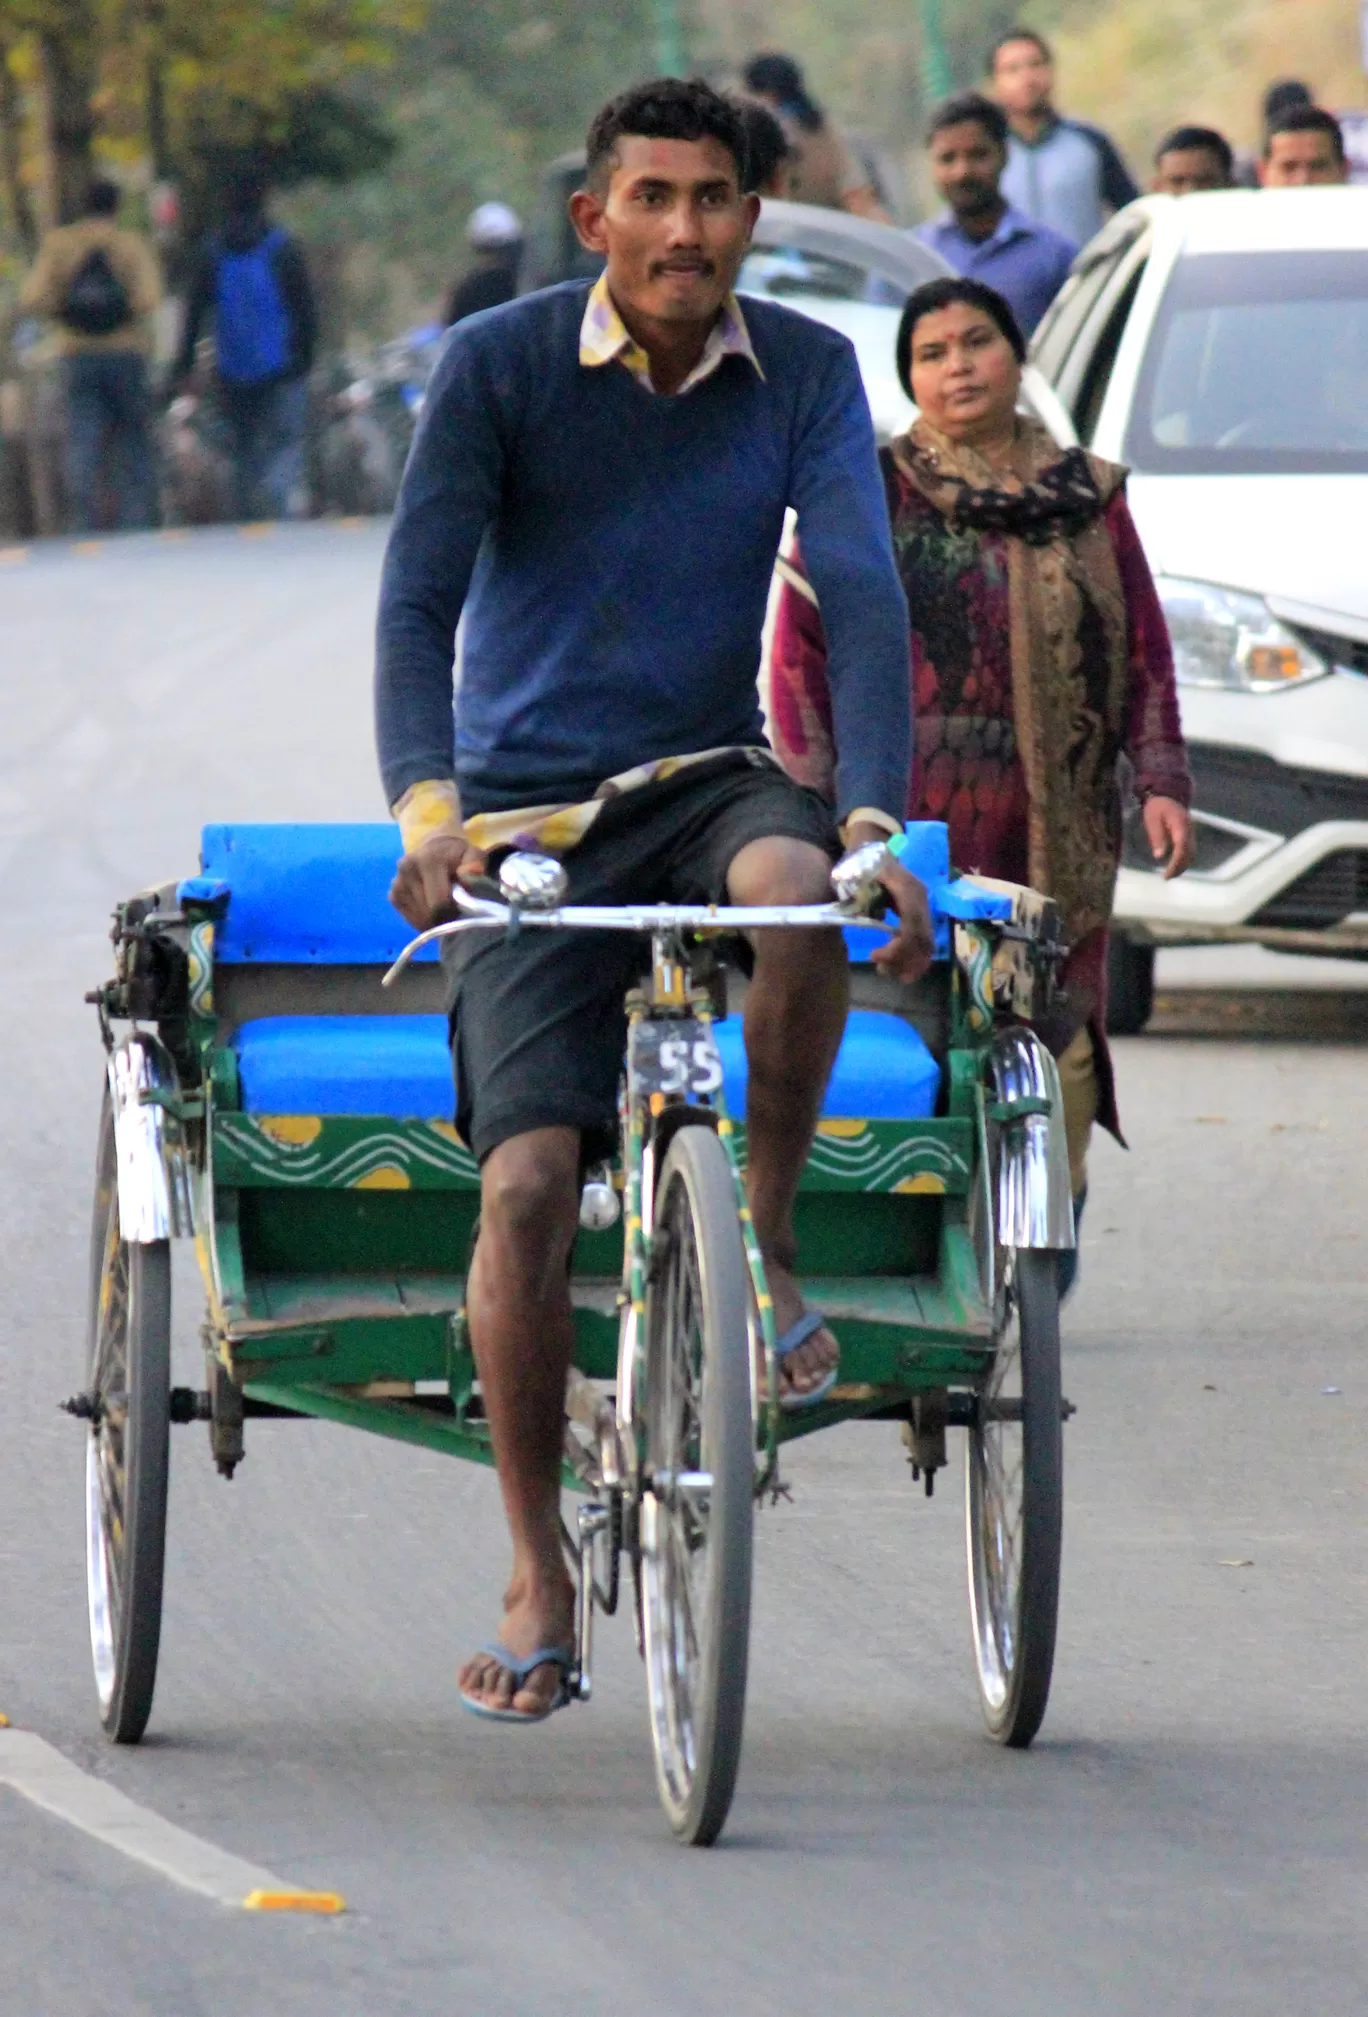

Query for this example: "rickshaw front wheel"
[639,1124,754,1846]
[85,1092,171,1744]
[966,1247,1063,1747]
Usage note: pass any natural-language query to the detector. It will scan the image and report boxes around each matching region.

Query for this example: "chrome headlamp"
[1155,577,1332,694]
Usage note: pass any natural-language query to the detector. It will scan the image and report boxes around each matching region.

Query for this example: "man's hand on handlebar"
[390,833,488,930]
[843,821,935,984]
[870,856,935,982]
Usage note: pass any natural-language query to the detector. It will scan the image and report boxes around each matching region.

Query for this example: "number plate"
[628,1018,725,1102]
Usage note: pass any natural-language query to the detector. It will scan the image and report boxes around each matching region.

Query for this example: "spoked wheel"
[85,1091,171,1743]
[966,1246,1062,1746]
[639,1124,753,1845]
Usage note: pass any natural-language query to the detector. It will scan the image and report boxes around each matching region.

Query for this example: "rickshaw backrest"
[200,823,435,964]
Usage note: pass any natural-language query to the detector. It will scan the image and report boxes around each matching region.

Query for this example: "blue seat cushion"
[234,1010,940,1122]
[200,823,434,964]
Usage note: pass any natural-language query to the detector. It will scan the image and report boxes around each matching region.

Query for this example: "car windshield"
[1126,250,1368,474]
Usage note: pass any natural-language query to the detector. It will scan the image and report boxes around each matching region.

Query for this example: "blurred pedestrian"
[733,97,795,197]
[1235,80,1314,185]
[1259,106,1349,187]
[990,27,1138,246]
[20,178,162,532]
[741,53,891,220]
[917,92,1075,336]
[1152,126,1234,194]
[175,170,318,521]
[443,204,524,327]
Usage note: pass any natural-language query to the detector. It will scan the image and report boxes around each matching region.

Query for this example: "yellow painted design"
[0,1712,10,1726]
[816,1119,867,1139]
[718,1118,733,1136]
[627,1215,641,1233]
[429,1120,463,1143]
[738,1206,752,1221]
[895,1173,946,1194]
[354,1165,410,1190]
[649,1092,664,1116]
[243,1890,346,1915]
[258,1115,323,1146]
[756,1293,773,1310]
[632,1299,645,1318]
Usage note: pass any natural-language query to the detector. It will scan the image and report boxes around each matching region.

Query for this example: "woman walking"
[770,277,1193,1276]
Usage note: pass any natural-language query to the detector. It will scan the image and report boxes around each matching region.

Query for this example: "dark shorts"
[443,754,841,1163]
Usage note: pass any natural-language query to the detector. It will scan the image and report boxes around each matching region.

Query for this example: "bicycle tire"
[85,1091,171,1744]
[966,1247,1062,1746]
[640,1123,754,1845]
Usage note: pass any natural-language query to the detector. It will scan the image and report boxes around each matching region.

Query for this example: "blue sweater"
[375,281,910,822]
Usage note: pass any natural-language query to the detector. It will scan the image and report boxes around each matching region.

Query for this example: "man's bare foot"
[458,1569,576,1718]
[764,1257,839,1402]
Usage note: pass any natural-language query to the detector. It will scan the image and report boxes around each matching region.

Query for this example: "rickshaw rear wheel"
[86,1092,171,1744]
[966,1247,1062,1747]
[640,1124,753,1846]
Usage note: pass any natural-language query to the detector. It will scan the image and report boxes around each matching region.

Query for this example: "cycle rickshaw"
[73,816,1074,1845]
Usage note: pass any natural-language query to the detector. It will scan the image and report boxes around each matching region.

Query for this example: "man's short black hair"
[1154,125,1234,177]
[989,25,1052,66]
[927,91,1009,152]
[1264,104,1346,160]
[1263,78,1313,126]
[896,277,1027,400]
[85,179,121,218]
[733,97,792,193]
[586,78,748,191]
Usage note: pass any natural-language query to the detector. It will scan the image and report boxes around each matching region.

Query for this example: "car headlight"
[1154,577,1331,693]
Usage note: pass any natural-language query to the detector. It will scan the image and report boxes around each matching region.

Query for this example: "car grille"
[1288,624,1368,679]
[1252,851,1368,929]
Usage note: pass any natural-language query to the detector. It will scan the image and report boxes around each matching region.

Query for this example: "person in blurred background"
[1235,79,1313,184]
[1259,106,1349,187]
[734,96,795,197]
[917,92,1076,337]
[991,27,1138,246]
[443,203,525,326]
[741,52,891,219]
[769,276,1192,1285]
[1152,125,1234,194]
[21,178,162,532]
[175,170,318,521]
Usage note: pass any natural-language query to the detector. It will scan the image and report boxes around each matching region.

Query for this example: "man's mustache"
[650,255,716,277]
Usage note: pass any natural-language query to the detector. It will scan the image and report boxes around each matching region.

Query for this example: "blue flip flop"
[774,1310,839,1413]
[458,1641,575,1724]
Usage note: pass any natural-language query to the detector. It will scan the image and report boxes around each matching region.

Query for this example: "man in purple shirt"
[916,92,1076,338]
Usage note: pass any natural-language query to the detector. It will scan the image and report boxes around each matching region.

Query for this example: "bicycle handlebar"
[383,891,888,987]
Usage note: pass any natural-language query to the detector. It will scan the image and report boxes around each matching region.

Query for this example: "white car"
[1030,188,1368,1029]
[743,201,949,440]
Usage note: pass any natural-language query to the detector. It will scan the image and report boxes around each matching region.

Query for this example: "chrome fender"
[986,1027,1075,1252]
[108,1037,193,1244]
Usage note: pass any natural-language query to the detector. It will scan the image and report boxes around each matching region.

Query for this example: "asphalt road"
[3,524,1367,2015]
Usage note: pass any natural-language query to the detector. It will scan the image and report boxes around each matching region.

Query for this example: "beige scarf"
[889,415,1130,945]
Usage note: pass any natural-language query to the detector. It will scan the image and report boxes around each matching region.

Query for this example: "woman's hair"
[742,52,824,135]
[896,278,1026,398]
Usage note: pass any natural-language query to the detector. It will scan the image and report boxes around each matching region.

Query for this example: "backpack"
[213,228,291,385]
[60,246,132,337]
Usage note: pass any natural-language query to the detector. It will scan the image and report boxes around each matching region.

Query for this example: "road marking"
[0,1729,344,1913]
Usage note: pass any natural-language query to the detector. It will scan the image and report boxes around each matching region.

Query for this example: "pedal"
[572,1501,612,1702]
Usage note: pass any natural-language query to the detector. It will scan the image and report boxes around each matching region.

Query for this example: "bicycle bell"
[831,839,891,913]
[498,850,568,910]
[579,1164,620,1231]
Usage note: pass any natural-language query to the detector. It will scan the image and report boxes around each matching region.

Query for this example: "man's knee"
[727,835,835,909]
[479,1129,581,1261]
